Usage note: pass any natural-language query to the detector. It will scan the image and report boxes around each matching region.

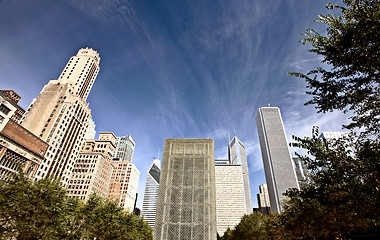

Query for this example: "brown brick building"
[0,91,48,180]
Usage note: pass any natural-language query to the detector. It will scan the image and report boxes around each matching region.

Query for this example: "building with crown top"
[21,48,100,186]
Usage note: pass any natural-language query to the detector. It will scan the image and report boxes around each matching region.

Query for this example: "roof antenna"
[157,149,160,160]
[234,129,236,137]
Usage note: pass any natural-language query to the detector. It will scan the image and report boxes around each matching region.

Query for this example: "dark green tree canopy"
[289,0,380,138]
[0,173,152,240]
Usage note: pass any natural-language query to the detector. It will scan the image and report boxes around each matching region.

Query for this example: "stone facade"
[108,160,140,212]
[256,107,299,213]
[21,48,100,186]
[67,132,116,200]
[215,162,246,236]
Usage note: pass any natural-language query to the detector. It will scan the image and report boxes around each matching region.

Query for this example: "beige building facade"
[215,162,246,236]
[257,184,271,215]
[108,160,140,212]
[21,48,100,186]
[67,132,116,200]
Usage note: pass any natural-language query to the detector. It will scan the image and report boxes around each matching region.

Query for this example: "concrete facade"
[108,160,140,212]
[67,132,116,200]
[0,90,25,123]
[256,107,299,213]
[257,184,271,215]
[154,138,216,240]
[215,162,246,236]
[228,135,252,213]
[292,156,309,189]
[21,48,100,186]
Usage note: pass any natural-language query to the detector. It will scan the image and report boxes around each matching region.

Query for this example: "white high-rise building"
[215,160,246,236]
[84,116,96,140]
[319,131,350,140]
[141,158,161,228]
[256,107,299,213]
[21,47,100,186]
[292,156,309,188]
[228,135,252,213]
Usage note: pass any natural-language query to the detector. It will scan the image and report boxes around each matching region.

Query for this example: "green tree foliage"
[289,0,380,138]
[0,173,152,240]
[285,130,380,239]
[81,195,152,240]
[0,173,68,239]
[220,212,269,240]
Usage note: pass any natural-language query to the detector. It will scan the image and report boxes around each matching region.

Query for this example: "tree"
[0,173,68,239]
[81,194,152,240]
[289,0,380,138]
[286,129,380,239]
[220,212,268,240]
[0,174,153,240]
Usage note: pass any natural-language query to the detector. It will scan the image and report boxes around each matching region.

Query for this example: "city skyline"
[0,0,351,209]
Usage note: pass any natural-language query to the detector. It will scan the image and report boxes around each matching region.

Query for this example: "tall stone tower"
[154,139,217,240]
[21,47,100,186]
[228,135,252,213]
[256,107,299,213]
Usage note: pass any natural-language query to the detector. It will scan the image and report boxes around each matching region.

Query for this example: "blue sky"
[0,0,350,209]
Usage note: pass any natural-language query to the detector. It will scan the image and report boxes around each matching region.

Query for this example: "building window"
[0,115,4,123]
[0,104,11,115]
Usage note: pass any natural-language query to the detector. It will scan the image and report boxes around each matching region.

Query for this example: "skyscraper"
[154,139,216,240]
[108,160,140,212]
[21,47,100,185]
[215,160,246,236]
[228,135,252,213]
[256,107,299,213]
[106,135,139,212]
[292,156,309,189]
[113,135,135,162]
[141,158,161,228]
[67,132,116,200]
